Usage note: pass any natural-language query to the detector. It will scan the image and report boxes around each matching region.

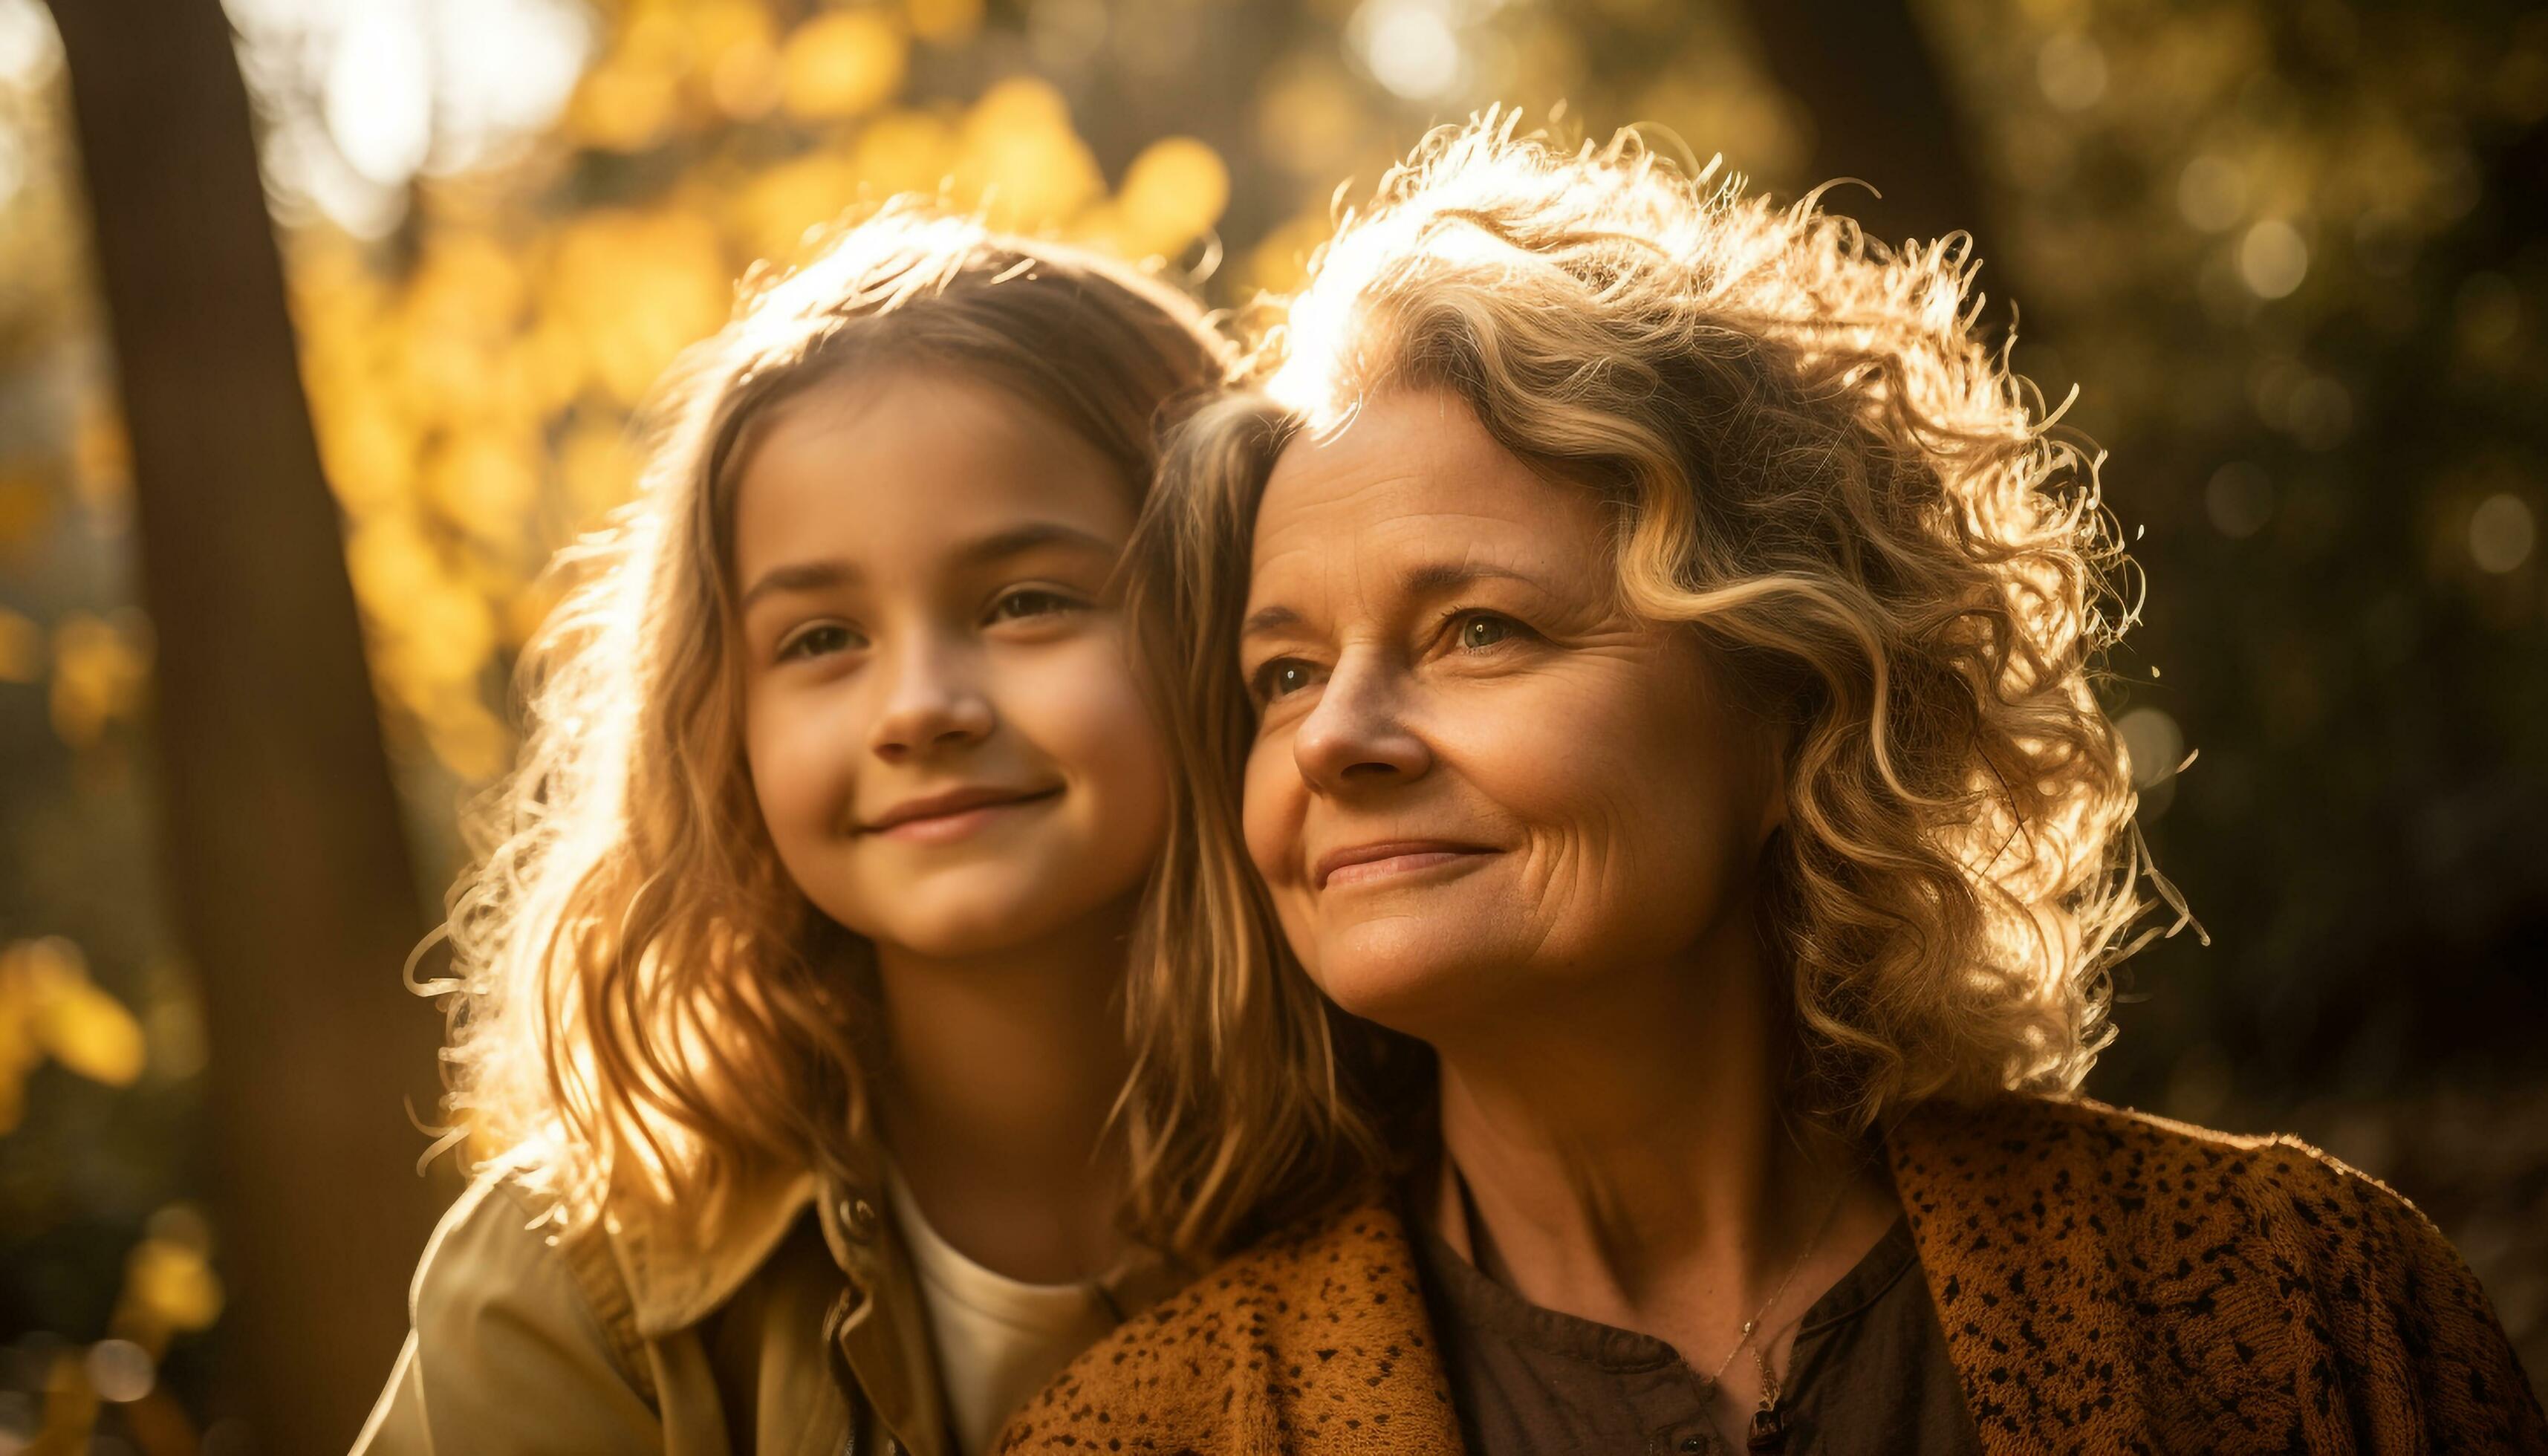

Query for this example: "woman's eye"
[1455,613,1523,651]
[777,623,859,661]
[1250,658,1322,702]
[990,588,1084,623]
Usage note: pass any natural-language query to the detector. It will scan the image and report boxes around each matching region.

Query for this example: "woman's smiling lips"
[1313,839,1498,890]
[859,784,1062,843]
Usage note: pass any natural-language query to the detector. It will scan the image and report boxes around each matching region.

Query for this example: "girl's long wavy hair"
[431,207,1226,1237]
[1118,114,2194,1262]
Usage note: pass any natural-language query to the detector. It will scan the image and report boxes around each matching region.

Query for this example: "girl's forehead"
[732,370,1134,577]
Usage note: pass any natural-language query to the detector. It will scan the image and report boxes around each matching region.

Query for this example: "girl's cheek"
[1025,642,1170,845]
[1013,635,1146,765]
[746,695,852,840]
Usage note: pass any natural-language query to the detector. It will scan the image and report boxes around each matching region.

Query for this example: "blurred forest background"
[0,0,2541,1449]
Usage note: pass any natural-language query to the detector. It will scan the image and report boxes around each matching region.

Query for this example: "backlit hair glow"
[430,207,1225,1235]
[1119,114,2193,1259]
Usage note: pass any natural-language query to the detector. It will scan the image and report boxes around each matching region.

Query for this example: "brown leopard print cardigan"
[1000,1096,2545,1455]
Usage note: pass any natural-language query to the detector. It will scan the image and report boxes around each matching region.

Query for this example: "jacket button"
[840,1197,880,1240]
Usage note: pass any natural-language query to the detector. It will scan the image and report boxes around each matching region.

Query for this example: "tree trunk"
[1738,0,2004,263]
[42,4,448,1451]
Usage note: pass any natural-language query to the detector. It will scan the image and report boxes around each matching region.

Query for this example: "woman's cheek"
[1240,739,1305,891]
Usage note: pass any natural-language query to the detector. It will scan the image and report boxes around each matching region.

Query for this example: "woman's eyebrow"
[1397,560,1536,599]
[1241,603,1301,641]
[1241,561,1541,642]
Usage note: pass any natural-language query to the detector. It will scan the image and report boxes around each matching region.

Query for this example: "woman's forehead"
[1247,390,1612,608]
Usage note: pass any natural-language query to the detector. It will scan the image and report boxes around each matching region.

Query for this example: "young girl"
[354,208,1227,1456]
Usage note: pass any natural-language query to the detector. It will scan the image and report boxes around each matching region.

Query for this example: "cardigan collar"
[997,1095,2548,1455]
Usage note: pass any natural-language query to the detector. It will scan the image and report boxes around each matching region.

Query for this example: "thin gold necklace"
[1703,1177,1850,1445]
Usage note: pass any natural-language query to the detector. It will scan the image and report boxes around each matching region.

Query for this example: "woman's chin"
[1304,940,1506,1039]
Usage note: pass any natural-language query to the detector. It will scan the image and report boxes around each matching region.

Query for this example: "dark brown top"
[1411,1212,1980,1455]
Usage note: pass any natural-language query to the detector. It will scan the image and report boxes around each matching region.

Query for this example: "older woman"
[1004,117,2544,1455]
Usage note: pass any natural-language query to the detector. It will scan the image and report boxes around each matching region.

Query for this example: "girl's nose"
[868,637,995,761]
[1290,654,1430,792]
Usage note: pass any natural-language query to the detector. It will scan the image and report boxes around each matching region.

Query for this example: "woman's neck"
[1425,913,1897,1415]
[872,894,1137,1284]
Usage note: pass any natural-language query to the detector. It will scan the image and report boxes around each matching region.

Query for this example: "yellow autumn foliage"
[0,605,39,683]
[123,1236,224,1339]
[270,13,1229,784]
[0,938,148,1134]
[781,10,908,122]
[953,79,1105,230]
[47,610,151,747]
[904,0,981,45]
[1117,137,1232,260]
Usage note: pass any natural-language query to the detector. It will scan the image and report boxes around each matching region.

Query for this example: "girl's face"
[1235,389,1784,1038]
[734,369,1167,961]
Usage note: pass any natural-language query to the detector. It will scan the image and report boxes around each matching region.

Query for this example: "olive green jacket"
[351,1154,1167,1456]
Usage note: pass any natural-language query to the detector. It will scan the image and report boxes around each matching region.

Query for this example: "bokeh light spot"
[2176,155,2247,232]
[781,9,908,121]
[1353,0,1460,100]
[2468,493,2535,574]
[323,7,432,186]
[0,607,39,683]
[2036,33,2109,111]
[2205,461,2274,539]
[2238,219,2310,299]
[84,1339,152,1404]
[906,0,983,45]
[2116,706,2186,790]
[1117,137,1229,259]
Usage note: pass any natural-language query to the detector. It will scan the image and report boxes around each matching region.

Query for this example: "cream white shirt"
[885,1168,1121,1456]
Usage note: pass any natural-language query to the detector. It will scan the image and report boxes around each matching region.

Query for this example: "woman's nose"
[1291,655,1430,791]
[867,634,995,761]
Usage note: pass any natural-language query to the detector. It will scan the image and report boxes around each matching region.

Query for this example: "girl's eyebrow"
[740,522,1120,612]
[740,559,857,611]
[954,521,1121,568]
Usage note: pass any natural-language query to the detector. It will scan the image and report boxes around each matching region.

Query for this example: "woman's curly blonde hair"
[1118,113,2191,1261]
[427,207,1226,1237]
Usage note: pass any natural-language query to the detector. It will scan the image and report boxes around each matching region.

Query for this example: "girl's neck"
[872,894,1138,1284]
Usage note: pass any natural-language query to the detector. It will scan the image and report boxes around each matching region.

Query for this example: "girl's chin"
[833,881,1138,963]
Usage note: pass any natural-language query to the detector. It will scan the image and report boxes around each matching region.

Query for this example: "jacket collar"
[605,1157,831,1337]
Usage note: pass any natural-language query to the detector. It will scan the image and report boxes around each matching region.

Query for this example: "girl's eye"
[989,588,1085,623]
[1454,612,1524,651]
[1250,657,1324,703]
[777,623,859,661]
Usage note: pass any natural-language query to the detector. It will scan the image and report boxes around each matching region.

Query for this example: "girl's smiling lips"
[859,784,1062,842]
[1313,839,1498,890]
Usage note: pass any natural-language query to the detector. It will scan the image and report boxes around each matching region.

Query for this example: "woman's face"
[734,368,1167,961]
[1238,389,1783,1036]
